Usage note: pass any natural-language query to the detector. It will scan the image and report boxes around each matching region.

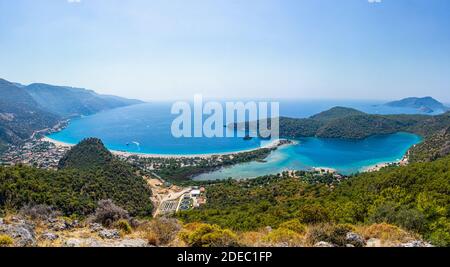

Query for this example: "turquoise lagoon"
[48,101,423,177]
[194,132,421,180]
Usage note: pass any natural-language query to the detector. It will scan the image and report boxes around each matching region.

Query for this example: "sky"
[0,0,450,101]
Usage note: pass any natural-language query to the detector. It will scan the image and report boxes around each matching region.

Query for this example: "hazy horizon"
[1,0,450,101]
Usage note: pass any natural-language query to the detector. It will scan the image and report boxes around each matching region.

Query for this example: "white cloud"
[368,0,382,3]
[67,0,81,3]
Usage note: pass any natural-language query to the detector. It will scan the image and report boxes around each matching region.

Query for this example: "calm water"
[194,132,421,179]
[48,100,425,175]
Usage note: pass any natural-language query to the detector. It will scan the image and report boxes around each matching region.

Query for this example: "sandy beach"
[41,136,288,159]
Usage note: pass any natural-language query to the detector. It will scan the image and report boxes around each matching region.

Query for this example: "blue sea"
[48,99,427,176]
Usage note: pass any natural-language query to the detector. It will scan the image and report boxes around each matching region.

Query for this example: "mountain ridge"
[385,97,448,114]
[0,78,144,153]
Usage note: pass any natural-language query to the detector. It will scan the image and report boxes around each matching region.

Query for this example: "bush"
[180,223,239,247]
[305,224,353,247]
[144,218,181,246]
[93,199,129,227]
[279,219,306,234]
[428,218,450,247]
[115,219,132,235]
[359,223,415,243]
[297,205,330,224]
[0,234,14,247]
[264,228,303,247]
[19,204,59,221]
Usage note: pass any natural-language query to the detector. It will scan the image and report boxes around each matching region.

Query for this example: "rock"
[63,237,148,247]
[117,239,148,247]
[41,232,59,241]
[89,223,103,232]
[345,232,366,247]
[314,241,335,247]
[50,221,67,231]
[346,244,355,247]
[366,238,382,247]
[265,226,273,233]
[99,229,120,239]
[0,218,36,247]
[64,238,84,247]
[49,218,76,231]
[398,240,433,247]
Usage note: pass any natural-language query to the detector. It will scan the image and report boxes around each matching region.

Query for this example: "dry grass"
[355,223,418,246]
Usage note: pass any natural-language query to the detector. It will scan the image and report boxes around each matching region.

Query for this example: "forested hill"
[178,154,450,246]
[58,138,113,170]
[0,138,153,217]
[264,107,449,140]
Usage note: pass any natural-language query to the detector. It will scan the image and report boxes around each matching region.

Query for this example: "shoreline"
[361,154,409,173]
[41,136,288,159]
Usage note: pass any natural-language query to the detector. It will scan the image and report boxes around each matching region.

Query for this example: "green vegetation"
[237,107,450,140]
[0,138,153,217]
[409,127,450,162]
[115,219,133,234]
[129,147,276,182]
[0,234,14,247]
[58,138,113,170]
[180,223,239,247]
[178,155,450,246]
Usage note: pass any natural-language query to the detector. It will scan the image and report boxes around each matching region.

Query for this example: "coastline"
[42,135,412,174]
[41,136,288,159]
[361,154,409,173]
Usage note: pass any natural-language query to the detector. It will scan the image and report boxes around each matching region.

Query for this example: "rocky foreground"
[0,215,433,248]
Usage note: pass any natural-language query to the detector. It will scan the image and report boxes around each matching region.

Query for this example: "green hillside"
[276,107,448,139]
[178,155,450,246]
[0,138,153,217]
[58,138,113,170]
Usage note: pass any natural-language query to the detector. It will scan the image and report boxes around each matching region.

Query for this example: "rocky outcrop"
[345,232,366,247]
[0,217,36,247]
[397,241,433,247]
[41,232,59,241]
[314,241,335,247]
[99,229,120,239]
[64,237,148,247]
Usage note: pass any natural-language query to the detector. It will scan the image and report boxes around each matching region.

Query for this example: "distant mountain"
[26,83,144,117]
[385,97,448,114]
[0,78,144,153]
[0,79,59,152]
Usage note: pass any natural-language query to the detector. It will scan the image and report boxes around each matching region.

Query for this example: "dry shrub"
[93,199,129,227]
[305,224,354,247]
[239,231,267,247]
[115,219,132,235]
[357,223,416,244]
[263,228,304,247]
[143,218,181,246]
[19,204,59,221]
